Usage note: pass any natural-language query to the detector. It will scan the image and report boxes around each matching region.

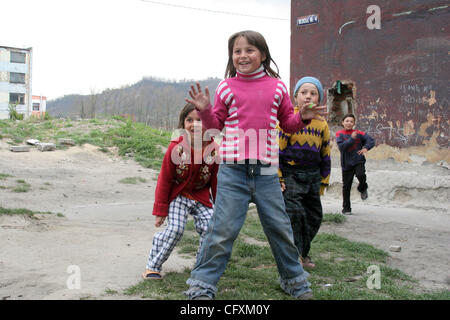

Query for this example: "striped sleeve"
[275,80,307,133]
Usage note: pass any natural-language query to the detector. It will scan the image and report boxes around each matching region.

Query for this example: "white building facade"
[0,46,33,119]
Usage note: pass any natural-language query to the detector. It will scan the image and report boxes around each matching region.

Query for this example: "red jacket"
[152,135,220,217]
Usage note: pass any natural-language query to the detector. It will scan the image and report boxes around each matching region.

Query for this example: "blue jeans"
[185,163,311,299]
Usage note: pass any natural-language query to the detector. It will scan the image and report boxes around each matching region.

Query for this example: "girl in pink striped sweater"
[184,30,326,300]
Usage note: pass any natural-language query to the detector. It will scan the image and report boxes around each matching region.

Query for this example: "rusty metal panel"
[290,0,449,150]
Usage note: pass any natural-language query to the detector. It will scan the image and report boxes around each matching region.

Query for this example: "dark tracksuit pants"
[342,163,368,212]
[282,166,323,258]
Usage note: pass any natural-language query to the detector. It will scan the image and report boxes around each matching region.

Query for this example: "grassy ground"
[0,117,172,170]
[125,210,449,300]
[2,118,448,300]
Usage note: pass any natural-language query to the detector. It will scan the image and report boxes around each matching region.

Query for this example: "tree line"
[47,77,221,130]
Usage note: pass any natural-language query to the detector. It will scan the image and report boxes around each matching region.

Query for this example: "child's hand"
[351,131,358,139]
[357,148,368,155]
[186,82,210,112]
[300,103,328,121]
[281,182,286,192]
[155,216,166,227]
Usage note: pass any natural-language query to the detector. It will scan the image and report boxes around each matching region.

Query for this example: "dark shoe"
[296,291,314,300]
[342,208,352,215]
[361,190,368,200]
[142,270,162,280]
[191,295,213,300]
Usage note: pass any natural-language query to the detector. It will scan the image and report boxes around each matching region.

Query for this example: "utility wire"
[139,0,288,21]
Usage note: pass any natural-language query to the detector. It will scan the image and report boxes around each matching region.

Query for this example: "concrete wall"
[290,0,449,164]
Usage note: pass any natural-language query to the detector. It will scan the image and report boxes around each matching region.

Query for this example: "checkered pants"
[146,195,214,272]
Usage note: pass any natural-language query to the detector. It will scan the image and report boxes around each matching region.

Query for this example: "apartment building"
[0,46,33,119]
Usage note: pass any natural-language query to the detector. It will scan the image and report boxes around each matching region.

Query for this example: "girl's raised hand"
[186,82,210,112]
[300,103,328,121]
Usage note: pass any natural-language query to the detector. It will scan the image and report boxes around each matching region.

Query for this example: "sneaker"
[296,291,314,300]
[342,208,352,215]
[361,190,368,200]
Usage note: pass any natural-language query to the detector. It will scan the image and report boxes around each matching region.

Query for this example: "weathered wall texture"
[291,0,449,164]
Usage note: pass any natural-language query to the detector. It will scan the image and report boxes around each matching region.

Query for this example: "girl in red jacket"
[142,103,219,279]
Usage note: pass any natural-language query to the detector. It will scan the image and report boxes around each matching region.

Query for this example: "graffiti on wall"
[359,78,450,148]
[359,53,449,149]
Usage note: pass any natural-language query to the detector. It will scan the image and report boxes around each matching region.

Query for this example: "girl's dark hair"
[178,103,196,129]
[225,30,280,79]
[342,113,356,122]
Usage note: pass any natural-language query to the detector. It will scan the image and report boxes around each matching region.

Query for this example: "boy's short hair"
[342,113,355,123]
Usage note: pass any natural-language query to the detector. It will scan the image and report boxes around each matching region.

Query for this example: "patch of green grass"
[109,120,171,170]
[12,180,31,193]
[0,173,13,180]
[323,213,346,224]
[124,208,448,300]
[98,146,110,153]
[119,176,148,184]
[0,207,53,217]
[240,208,268,242]
[105,288,119,295]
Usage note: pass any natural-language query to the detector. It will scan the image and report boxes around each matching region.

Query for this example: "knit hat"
[293,76,324,104]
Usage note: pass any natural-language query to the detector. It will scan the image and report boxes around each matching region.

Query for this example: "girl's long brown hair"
[177,103,196,129]
[225,30,280,79]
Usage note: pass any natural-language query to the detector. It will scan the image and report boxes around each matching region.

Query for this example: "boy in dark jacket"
[336,114,375,214]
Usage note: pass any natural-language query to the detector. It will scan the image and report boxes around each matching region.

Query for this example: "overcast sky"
[3,0,291,100]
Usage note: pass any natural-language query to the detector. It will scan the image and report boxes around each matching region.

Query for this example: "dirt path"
[0,141,448,299]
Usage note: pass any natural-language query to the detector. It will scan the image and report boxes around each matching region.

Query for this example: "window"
[10,51,26,64]
[10,72,25,84]
[9,93,25,105]
[33,103,40,111]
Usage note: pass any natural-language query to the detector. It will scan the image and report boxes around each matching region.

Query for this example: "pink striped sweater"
[199,65,309,163]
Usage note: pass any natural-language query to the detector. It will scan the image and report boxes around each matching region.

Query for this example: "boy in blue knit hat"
[278,76,331,269]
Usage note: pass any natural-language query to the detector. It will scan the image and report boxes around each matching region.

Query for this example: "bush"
[8,104,24,121]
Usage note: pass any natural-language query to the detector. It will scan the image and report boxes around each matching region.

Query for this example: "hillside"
[47,77,222,130]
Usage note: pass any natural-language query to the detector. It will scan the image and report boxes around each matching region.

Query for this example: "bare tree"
[89,86,98,119]
[80,98,86,119]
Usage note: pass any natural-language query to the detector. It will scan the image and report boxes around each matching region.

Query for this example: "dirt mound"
[324,158,450,213]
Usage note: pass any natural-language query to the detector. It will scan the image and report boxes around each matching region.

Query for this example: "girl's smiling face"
[183,109,204,144]
[232,36,266,74]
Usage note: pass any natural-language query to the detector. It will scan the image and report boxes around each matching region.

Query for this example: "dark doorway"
[327,80,356,129]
